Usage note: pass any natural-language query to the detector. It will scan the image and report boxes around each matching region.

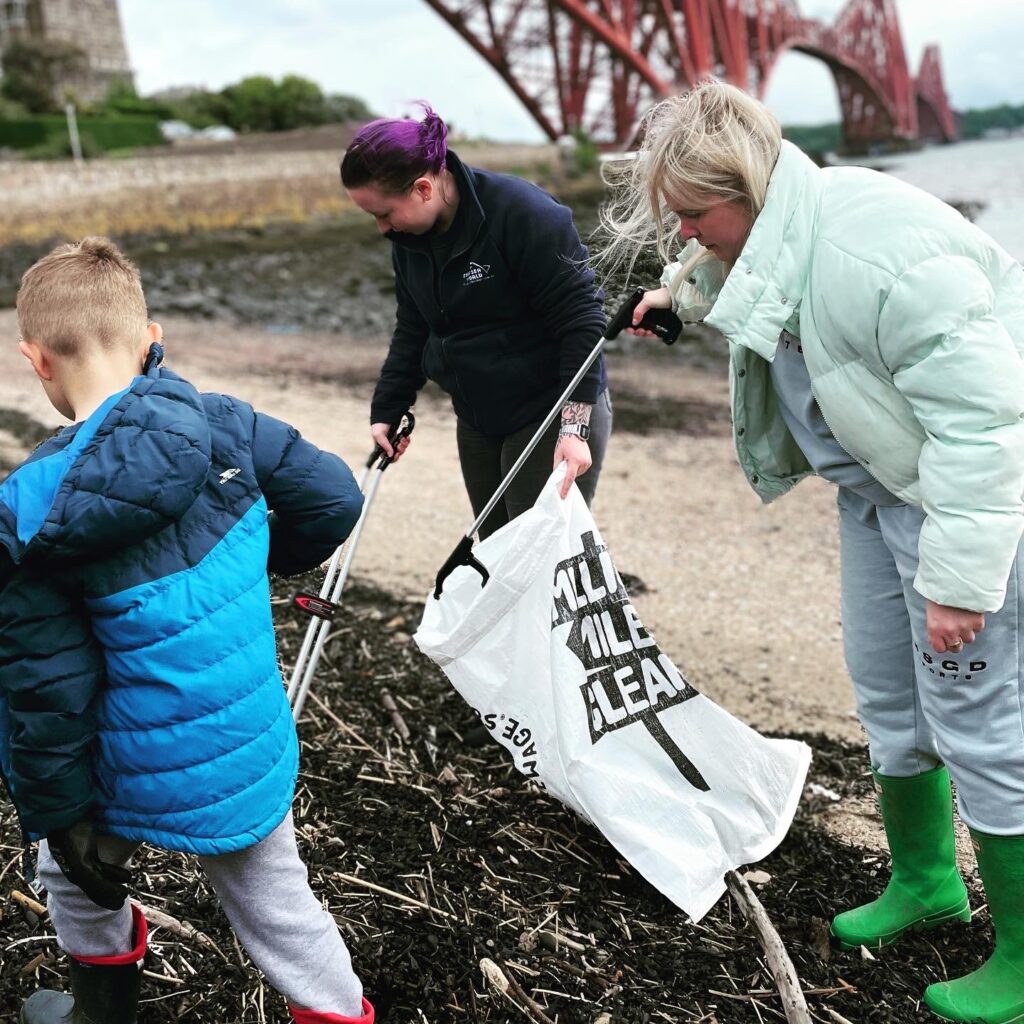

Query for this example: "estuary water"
[868,135,1024,262]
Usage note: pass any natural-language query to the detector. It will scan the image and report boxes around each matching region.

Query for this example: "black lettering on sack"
[552,530,710,792]
[473,709,543,781]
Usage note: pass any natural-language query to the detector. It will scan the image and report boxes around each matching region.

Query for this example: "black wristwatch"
[559,422,591,441]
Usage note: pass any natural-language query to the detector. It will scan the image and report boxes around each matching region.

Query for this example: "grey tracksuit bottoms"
[37,811,364,1017]
[838,488,1024,834]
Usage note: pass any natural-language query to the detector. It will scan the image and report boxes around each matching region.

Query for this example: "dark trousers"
[456,388,612,539]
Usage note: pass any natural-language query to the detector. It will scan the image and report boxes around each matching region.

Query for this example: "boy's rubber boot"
[289,998,376,1023]
[831,765,971,949]
[924,831,1024,1023]
[21,905,146,1024]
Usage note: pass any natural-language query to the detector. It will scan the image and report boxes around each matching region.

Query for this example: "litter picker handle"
[366,411,416,470]
[606,286,683,345]
[606,287,646,338]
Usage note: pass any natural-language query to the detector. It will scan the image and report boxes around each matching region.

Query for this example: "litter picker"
[288,412,415,721]
[432,288,682,599]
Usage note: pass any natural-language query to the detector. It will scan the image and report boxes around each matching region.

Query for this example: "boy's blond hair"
[17,236,148,358]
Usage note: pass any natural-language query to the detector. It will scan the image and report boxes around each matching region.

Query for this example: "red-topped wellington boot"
[21,904,147,1024]
[290,999,376,1024]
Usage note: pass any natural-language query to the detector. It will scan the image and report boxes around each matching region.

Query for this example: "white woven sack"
[416,468,810,919]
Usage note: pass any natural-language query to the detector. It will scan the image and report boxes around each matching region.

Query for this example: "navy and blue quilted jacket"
[0,346,363,855]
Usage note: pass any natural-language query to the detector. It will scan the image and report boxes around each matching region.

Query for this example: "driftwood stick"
[499,958,557,1024]
[380,688,412,741]
[11,888,224,961]
[19,951,53,975]
[725,870,811,1024]
[823,1010,857,1024]
[479,958,556,1024]
[334,871,456,919]
[132,901,227,960]
[12,889,47,917]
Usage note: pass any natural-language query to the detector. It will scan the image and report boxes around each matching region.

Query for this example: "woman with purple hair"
[341,106,612,538]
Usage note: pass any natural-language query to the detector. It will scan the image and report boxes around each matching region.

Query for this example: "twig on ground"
[333,872,456,919]
[479,957,556,1024]
[11,890,46,917]
[380,688,412,741]
[307,690,386,759]
[132,902,227,961]
[19,952,53,975]
[822,1009,857,1024]
[725,869,811,1024]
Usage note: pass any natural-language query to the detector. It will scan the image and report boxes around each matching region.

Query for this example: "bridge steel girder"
[423,0,955,149]
[915,44,956,143]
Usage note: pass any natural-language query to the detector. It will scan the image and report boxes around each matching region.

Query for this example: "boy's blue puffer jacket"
[0,346,363,854]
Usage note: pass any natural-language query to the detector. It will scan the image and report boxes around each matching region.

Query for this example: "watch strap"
[559,422,591,440]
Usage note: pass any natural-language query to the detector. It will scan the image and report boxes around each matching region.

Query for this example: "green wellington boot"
[831,764,971,950]
[925,831,1024,1024]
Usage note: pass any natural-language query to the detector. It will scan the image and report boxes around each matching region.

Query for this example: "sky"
[119,0,1024,142]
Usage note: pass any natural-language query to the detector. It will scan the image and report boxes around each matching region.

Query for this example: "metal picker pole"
[432,288,681,598]
[290,467,388,722]
[287,412,415,722]
[286,462,373,708]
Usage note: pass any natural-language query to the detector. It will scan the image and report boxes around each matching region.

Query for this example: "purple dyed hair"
[340,104,449,194]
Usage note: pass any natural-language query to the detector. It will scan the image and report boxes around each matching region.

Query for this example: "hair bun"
[418,105,448,171]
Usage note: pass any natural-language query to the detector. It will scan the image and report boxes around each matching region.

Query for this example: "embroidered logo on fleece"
[462,262,493,286]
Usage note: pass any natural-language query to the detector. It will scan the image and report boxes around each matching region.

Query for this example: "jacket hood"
[0,344,211,568]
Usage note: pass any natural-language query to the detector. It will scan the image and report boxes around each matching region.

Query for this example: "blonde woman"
[601,80,1024,1024]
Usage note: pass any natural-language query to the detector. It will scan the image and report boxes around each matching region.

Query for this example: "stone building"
[0,0,133,104]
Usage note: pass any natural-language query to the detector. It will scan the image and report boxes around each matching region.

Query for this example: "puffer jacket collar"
[704,141,824,360]
[0,343,211,568]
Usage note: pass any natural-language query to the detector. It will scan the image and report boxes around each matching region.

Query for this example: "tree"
[101,78,174,119]
[275,74,326,130]
[323,92,375,123]
[0,38,87,113]
[220,75,279,132]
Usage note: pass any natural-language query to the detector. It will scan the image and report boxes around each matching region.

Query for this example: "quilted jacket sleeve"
[877,255,1024,611]
[0,570,104,837]
[251,412,364,577]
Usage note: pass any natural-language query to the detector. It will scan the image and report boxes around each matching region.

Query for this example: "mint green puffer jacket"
[662,141,1024,613]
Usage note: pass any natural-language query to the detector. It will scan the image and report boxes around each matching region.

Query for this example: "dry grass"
[0,142,561,246]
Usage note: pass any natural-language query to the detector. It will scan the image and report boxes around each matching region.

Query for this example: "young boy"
[0,237,375,1024]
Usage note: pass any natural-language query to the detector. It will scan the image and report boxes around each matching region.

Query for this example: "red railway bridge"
[423,0,956,149]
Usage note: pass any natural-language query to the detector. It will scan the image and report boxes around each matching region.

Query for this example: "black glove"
[46,820,132,911]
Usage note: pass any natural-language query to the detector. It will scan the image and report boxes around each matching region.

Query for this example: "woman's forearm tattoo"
[560,400,592,427]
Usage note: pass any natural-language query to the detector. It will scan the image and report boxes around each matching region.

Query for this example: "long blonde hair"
[596,80,782,279]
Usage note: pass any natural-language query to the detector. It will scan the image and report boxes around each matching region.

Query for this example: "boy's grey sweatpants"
[37,812,364,1017]
[838,488,1024,834]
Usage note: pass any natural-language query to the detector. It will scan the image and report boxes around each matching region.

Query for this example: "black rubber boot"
[21,960,141,1023]
[21,904,146,1024]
